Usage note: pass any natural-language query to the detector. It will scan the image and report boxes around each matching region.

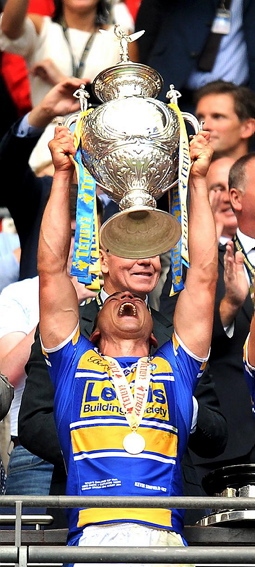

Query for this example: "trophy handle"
[163,113,203,195]
[182,112,201,134]
[64,112,81,131]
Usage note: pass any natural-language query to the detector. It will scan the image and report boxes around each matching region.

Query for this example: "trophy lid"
[92,26,163,102]
[92,62,163,102]
[100,206,181,258]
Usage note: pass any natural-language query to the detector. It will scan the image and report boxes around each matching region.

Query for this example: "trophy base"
[99,206,181,258]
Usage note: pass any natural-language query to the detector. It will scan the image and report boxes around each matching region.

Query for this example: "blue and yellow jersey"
[43,328,206,543]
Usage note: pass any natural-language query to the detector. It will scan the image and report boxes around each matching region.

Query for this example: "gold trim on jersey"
[71,424,178,457]
[78,507,172,528]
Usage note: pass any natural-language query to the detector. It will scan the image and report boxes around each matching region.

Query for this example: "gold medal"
[123,432,145,454]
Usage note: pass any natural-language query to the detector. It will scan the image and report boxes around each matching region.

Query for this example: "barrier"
[0,495,255,565]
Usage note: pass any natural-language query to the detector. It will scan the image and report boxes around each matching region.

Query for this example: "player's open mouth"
[118,302,138,317]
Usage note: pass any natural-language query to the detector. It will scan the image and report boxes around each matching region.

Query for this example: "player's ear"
[149,333,158,349]
[90,327,101,345]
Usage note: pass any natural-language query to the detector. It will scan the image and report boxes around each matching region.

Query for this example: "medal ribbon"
[167,102,191,296]
[104,356,151,431]
[70,110,101,290]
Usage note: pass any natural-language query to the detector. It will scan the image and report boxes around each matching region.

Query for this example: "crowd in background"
[1,2,255,563]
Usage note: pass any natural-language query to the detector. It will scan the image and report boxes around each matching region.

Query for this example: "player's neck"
[99,338,150,358]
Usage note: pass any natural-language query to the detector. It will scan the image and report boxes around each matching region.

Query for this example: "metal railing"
[1,494,255,565]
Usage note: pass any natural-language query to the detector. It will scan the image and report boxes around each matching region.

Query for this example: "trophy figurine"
[67,26,201,258]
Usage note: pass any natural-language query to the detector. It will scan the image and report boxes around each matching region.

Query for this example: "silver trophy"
[68,27,200,258]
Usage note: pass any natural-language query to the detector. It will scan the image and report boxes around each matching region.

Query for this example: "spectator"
[0,231,20,291]
[161,151,255,489]
[155,81,255,288]
[154,81,254,310]
[37,125,217,560]
[206,156,237,241]
[0,277,53,506]
[0,371,13,494]
[0,0,130,106]
[0,0,54,144]
[0,0,133,171]
[195,81,255,160]
[0,182,98,519]
[0,77,84,280]
[243,267,255,415]
[134,0,255,111]
[159,80,255,316]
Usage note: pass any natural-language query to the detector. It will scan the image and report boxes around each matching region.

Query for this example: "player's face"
[97,291,153,339]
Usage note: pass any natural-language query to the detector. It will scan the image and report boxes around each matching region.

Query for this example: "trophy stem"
[119,190,156,210]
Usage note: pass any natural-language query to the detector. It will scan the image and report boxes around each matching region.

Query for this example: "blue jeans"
[6,445,53,495]
[1,445,54,527]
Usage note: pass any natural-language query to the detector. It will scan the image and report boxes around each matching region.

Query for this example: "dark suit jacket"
[0,70,19,140]
[135,0,255,101]
[195,245,255,465]
[0,123,52,280]
[19,299,227,526]
[160,244,255,468]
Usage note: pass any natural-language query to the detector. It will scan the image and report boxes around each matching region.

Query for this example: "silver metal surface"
[199,508,255,526]
[239,484,255,497]
[99,207,181,258]
[79,97,180,211]
[199,476,255,526]
[67,28,201,257]
[93,61,163,102]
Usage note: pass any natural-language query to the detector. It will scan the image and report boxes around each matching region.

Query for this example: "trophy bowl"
[79,95,180,209]
[69,28,200,258]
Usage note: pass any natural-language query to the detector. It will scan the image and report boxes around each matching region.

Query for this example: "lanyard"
[220,1,231,9]
[61,24,96,78]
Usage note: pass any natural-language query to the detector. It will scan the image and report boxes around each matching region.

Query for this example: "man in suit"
[0,76,84,280]
[194,81,255,160]
[134,0,255,111]
[160,152,255,490]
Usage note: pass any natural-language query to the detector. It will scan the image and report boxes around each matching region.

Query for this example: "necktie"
[247,248,255,300]
[233,235,255,300]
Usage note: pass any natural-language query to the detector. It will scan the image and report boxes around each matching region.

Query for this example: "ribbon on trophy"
[167,100,192,296]
[70,109,101,291]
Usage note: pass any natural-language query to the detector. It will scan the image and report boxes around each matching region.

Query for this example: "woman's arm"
[1,0,42,38]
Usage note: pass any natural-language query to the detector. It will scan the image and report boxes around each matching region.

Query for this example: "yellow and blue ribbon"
[70,111,101,291]
[167,102,191,295]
